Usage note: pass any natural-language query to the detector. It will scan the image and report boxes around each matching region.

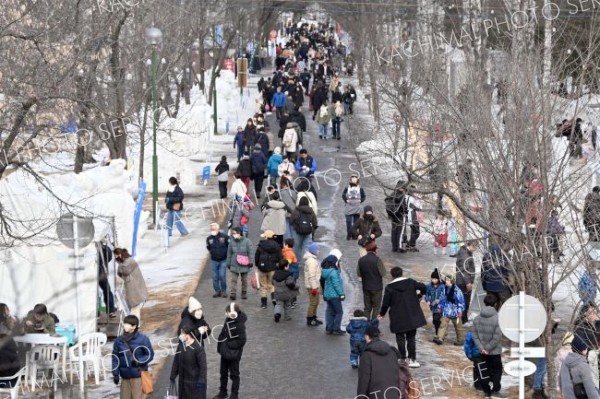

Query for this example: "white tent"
[0,160,135,337]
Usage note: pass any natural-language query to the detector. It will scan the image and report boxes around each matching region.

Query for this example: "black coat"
[290,110,306,132]
[206,232,229,261]
[380,278,427,333]
[170,340,207,399]
[255,239,282,272]
[177,308,212,345]
[166,185,184,210]
[0,338,21,381]
[250,151,267,176]
[357,339,400,399]
[357,252,385,291]
[217,313,247,360]
[254,133,270,157]
[237,158,253,178]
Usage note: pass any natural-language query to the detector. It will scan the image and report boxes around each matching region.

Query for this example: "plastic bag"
[165,381,177,399]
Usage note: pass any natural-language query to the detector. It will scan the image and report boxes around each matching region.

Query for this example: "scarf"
[122,331,136,344]
[446,284,457,304]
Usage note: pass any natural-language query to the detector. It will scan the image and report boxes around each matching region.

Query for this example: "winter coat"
[250,150,267,176]
[272,269,299,302]
[0,338,21,380]
[267,154,283,176]
[233,132,244,149]
[481,245,511,294]
[316,106,331,125]
[290,110,306,132]
[472,306,502,355]
[206,232,228,261]
[289,121,304,146]
[357,339,401,399]
[217,312,247,360]
[117,257,148,308]
[266,131,276,152]
[559,352,600,399]
[278,188,297,215]
[215,161,229,182]
[351,216,383,240]
[296,156,317,177]
[342,185,365,215]
[304,252,322,290]
[230,179,247,200]
[456,245,475,287]
[424,282,444,312]
[282,128,299,153]
[255,239,282,273]
[297,191,318,214]
[255,133,270,157]
[289,205,318,235]
[228,200,249,230]
[357,252,386,292]
[321,267,344,300]
[272,92,287,108]
[261,200,288,235]
[24,312,56,334]
[243,126,257,147]
[166,185,184,211]
[583,192,600,237]
[439,283,465,319]
[237,157,253,178]
[177,308,212,345]
[112,331,154,379]
[380,277,427,333]
[547,215,565,235]
[346,317,379,342]
[278,161,297,177]
[226,237,253,274]
[170,340,207,399]
[578,271,598,306]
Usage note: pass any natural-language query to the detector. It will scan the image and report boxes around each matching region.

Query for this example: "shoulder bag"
[235,241,250,267]
[568,366,588,399]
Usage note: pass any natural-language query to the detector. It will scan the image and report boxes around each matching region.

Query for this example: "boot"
[532,389,549,399]
[261,297,267,309]
[241,291,247,300]
[307,317,319,326]
[271,292,276,305]
[212,392,228,399]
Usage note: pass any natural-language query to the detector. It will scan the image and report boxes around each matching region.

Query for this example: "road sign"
[56,213,95,249]
[504,360,537,377]
[510,347,546,358]
[498,294,547,343]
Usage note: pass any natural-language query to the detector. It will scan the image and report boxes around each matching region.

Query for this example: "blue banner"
[203,165,211,181]
[131,180,147,256]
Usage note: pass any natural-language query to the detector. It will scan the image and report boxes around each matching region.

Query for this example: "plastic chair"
[68,332,107,385]
[0,367,25,399]
[28,345,61,391]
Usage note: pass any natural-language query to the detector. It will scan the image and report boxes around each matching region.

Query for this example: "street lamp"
[209,47,218,136]
[144,27,162,227]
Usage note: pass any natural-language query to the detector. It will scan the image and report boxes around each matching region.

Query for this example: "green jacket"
[25,312,56,334]
[226,237,254,273]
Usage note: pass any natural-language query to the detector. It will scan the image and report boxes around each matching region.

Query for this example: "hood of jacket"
[564,351,588,368]
[303,252,317,261]
[296,205,313,214]
[365,339,393,356]
[267,200,286,209]
[349,316,368,323]
[479,305,498,319]
[273,269,293,282]
[258,238,280,254]
[387,277,412,292]
[321,255,338,270]
[218,160,228,167]
[321,267,338,278]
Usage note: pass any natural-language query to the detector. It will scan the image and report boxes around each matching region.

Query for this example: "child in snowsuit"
[433,274,465,346]
[272,259,299,322]
[424,268,444,336]
[282,238,299,307]
[345,309,378,368]
[432,211,449,255]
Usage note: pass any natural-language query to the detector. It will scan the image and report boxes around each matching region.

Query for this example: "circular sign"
[498,294,547,343]
[56,213,95,249]
[504,359,537,377]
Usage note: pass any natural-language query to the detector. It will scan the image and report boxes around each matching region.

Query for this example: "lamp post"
[144,27,163,227]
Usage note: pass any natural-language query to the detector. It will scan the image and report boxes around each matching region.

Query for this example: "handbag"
[141,370,154,394]
[568,366,588,399]
[165,381,178,399]
[251,270,260,290]
[235,242,250,266]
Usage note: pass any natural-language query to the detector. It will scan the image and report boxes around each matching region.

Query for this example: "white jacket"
[278,161,297,177]
[282,128,298,152]
[230,179,247,200]
[297,191,318,215]
[303,252,322,289]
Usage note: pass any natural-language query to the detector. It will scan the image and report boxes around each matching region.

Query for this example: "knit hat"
[571,335,588,353]
[274,146,281,154]
[444,273,455,282]
[188,297,202,313]
[254,143,262,149]
[329,249,342,260]
[261,230,275,239]
[364,205,373,214]
[364,241,378,252]
[365,326,381,339]
[308,242,319,255]
[431,268,440,280]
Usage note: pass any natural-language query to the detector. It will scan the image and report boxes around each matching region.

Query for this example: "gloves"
[196,382,206,391]
[113,375,120,385]
[311,288,318,296]
[340,295,345,301]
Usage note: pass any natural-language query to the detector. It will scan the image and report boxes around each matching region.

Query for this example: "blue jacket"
[250,150,267,175]
[439,284,465,319]
[267,153,283,176]
[424,282,444,312]
[272,92,287,108]
[233,132,244,148]
[295,156,317,177]
[166,185,184,210]
[321,265,344,300]
[346,317,379,342]
[579,271,598,305]
[112,332,154,379]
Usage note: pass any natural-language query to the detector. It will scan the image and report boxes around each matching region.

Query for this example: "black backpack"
[294,211,313,234]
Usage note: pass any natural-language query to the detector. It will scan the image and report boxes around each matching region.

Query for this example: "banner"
[131,180,146,256]
[202,165,211,186]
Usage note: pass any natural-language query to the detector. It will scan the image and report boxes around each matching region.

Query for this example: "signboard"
[237,58,248,88]
[56,213,95,249]
[499,295,547,343]
[202,165,211,186]
[510,347,545,358]
[504,360,537,377]
[131,180,146,256]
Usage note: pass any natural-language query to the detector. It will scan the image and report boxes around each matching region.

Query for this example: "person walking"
[356,326,401,399]
[260,191,288,245]
[357,241,386,320]
[236,152,253,192]
[177,297,211,346]
[559,336,600,399]
[456,240,478,325]
[331,101,344,140]
[170,323,208,399]
[351,205,383,257]
[342,175,366,240]
[433,274,466,346]
[250,144,267,198]
[304,242,323,327]
[230,172,247,201]
[267,147,283,187]
[215,156,230,199]
[207,223,229,298]
[316,102,331,139]
[233,126,244,162]
[385,182,409,253]
[472,294,506,399]
[255,230,282,309]
[242,119,257,155]
[272,259,299,322]
[114,248,148,324]
[290,196,318,263]
[271,86,287,120]
[282,122,299,162]
[378,266,427,368]
[165,176,189,239]
[112,315,154,399]
[226,227,253,301]
[322,249,345,335]
[214,303,247,399]
[346,310,378,369]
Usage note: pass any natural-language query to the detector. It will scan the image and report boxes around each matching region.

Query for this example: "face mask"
[194,310,203,319]
[179,334,187,343]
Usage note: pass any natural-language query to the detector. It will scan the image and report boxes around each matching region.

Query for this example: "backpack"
[294,211,313,234]
[464,331,481,360]
[347,186,361,201]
